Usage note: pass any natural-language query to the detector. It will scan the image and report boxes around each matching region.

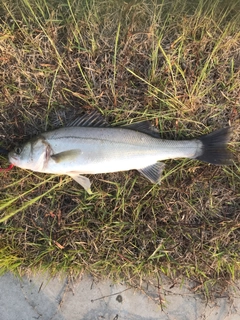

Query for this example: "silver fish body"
[8,114,232,193]
[41,127,201,173]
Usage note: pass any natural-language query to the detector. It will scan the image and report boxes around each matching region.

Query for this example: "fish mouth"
[8,153,17,164]
[8,159,17,166]
[9,157,17,164]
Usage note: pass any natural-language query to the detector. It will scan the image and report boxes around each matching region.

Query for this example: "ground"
[0,0,239,298]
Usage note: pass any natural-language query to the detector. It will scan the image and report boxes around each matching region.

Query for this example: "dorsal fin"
[67,111,110,127]
[123,121,160,138]
[67,112,160,138]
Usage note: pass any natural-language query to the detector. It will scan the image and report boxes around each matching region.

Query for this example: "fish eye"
[14,147,22,155]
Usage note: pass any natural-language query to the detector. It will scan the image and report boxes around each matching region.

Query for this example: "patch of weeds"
[0,0,239,299]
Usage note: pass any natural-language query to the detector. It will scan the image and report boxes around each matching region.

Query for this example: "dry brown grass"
[0,0,240,298]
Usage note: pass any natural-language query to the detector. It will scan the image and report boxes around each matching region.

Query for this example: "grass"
[0,0,240,299]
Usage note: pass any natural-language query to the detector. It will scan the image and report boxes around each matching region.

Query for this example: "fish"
[8,112,232,194]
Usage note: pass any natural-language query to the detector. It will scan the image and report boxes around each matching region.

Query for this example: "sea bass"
[8,113,232,193]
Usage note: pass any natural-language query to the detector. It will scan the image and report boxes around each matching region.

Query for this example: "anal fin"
[138,162,165,184]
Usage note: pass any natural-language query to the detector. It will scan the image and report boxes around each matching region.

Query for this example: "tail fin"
[196,127,232,165]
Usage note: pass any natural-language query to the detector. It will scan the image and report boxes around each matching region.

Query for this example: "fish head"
[8,138,51,171]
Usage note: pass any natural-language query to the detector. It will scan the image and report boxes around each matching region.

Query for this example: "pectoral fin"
[51,149,81,163]
[68,173,92,194]
[138,162,165,184]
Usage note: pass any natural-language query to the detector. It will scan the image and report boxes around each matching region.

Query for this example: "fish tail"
[195,127,233,165]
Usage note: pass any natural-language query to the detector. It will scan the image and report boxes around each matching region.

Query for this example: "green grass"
[0,0,240,299]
